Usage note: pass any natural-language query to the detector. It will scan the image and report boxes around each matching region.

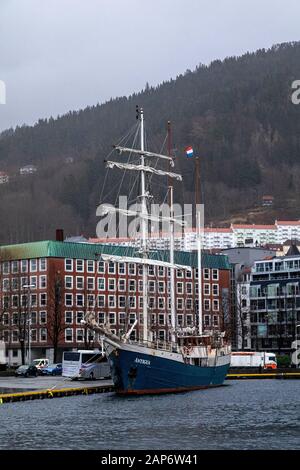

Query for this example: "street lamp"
[22,284,35,365]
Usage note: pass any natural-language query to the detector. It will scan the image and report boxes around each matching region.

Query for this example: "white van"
[32,358,49,371]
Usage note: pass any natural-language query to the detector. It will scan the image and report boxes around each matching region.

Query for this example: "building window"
[149,297,155,309]
[11,260,19,273]
[186,314,193,326]
[109,312,116,325]
[29,276,37,289]
[21,260,28,273]
[87,260,95,273]
[108,296,115,308]
[119,312,126,325]
[76,311,84,324]
[65,294,73,307]
[65,276,73,289]
[2,279,9,292]
[108,262,115,274]
[76,259,84,272]
[118,263,126,275]
[76,294,84,307]
[204,268,210,280]
[98,295,105,308]
[176,269,183,278]
[39,311,47,324]
[213,315,219,326]
[12,295,19,308]
[118,279,126,292]
[31,329,37,342]
[128,263,136,276]
[213,300,219,311]
[87,295,95,307]
[87,277,95,290]
[30,259,37,272]
[204,283,210,296]
[39,258,47,271]
[186,298,193,310]
[204,315,210,327]
[177,314,184,326]
[65,259,73,272]
[158,281,165,294]
[119,296,126,308]
[96,312,105,324]
[176,298,184,310]
[158,330,166,341]
[108,278,116,291]
[212,284,219,296]
[158,298,165,309]
[3,262,10,274]
[186,282,192,294]
[98,278,105,291]
[177,282,184,294]
[12,330,18,343]
[65,328,73,342]
[30,294,37,307]
[129,280,136,292]
[76,329,84,342]
[129,296,136,308]
[39,275,47,289]
[98,261,105,274]
[148,265,155,277]
[65,311,73,324]
[204,299,211,311]
[40,328,47,342]
[148,281,155,293]
[76,276,84,290]
[40,293,47,307]
[158,266,165,277]
[158,314,165,325]
[212,269,219,281]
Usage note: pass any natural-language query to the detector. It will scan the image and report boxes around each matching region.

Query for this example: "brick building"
[0,240,231,365]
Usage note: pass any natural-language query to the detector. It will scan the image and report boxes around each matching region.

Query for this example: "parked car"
[15,364,38,377]
[41,363,62,376]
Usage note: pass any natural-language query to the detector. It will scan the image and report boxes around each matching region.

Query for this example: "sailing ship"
[84,108,231,395]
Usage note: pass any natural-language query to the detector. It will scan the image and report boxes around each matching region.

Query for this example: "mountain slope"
[0,41,300,244]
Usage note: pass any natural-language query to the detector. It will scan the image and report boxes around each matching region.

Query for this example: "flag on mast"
[185,146,194,158]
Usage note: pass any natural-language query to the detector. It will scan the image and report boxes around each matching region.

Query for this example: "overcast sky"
[0,0,299,132]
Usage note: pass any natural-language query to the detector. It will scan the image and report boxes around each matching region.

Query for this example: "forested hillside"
[0,41,300,244]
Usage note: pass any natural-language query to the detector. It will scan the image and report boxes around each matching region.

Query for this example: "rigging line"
[110,124,142,259]
[99,122,139,204]
[113,122,140,207]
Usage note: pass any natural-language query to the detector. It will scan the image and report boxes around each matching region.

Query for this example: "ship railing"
[127,339,180,353]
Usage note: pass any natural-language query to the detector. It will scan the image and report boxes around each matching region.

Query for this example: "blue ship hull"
[108,347,230,395]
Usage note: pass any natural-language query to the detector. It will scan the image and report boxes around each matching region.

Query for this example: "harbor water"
[0,380,299,450]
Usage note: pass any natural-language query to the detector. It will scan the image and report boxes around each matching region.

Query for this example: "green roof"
[0,240,230,270]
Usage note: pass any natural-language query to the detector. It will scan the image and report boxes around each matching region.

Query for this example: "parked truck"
[230,351,277,369]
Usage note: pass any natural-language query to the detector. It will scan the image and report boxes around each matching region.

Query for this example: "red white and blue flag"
[185,146,194,158]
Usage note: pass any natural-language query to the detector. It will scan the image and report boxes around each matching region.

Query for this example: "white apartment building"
[275,221,300,243]
[231,224,277,247]
[90,220,300,251]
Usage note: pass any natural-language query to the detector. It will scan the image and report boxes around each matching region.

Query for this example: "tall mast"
[194,155,203,335]
[170,185,176,342]
[168,122,176,343]
[140,108,148,342]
